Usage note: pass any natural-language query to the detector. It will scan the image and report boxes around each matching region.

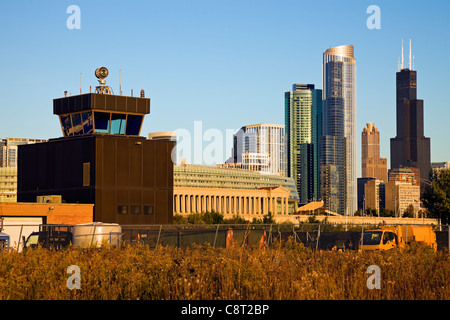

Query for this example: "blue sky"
[0,0,449,175]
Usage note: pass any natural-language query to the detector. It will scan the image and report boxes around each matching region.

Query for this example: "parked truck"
[361,225,437,251]
[0,232,9,250]
[22,225,73,250]
[22,223,123,250]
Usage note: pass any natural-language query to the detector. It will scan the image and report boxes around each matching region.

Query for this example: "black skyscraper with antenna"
[390,39,431,189]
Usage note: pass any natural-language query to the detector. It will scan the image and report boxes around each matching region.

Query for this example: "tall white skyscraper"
[320,44,357,215]
[230,123,286,176]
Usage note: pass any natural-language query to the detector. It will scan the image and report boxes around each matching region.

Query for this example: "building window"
[82,112,93,134]
[118,205,128,215]
[126,114,143,136]
[110,113,126,135]
[71,113,83,135]
[60,115,72,136]
[94,112,111,134]
[131,205,141,215]
[144,206,153,215]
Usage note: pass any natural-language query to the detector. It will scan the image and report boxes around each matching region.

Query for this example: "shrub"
[0,243,448,300]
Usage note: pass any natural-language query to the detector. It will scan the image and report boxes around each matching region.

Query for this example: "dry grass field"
[0,240,449,300]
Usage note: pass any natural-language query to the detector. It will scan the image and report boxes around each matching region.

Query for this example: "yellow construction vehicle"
[361,225,437,251]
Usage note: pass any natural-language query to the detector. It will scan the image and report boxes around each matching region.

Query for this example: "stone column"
[244,197,247,214]
[263,197,267,215]
[285,197,289,215]
[273,197,277,214]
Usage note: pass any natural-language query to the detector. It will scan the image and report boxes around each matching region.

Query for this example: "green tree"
[402,204,415,218]
[184,211,225,224]
[422,168,450,224]
[380,208,394,217]
[223,214,247,224]
[173,214,188,224]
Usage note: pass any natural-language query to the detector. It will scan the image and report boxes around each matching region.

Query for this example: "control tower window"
[126,114,143,136]
[82,112,93,134]
[58,111,143,136]
[110,113,126,135]
[94,111,110,134]
[71,113,83,135]
[60,115,72,137]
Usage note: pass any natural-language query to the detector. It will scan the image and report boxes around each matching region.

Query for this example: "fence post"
[448,224,449,252]
[268,224,273,246]
[155,225,162,248]
[361,225,364,252]
[17,225,24,251]
[213,224,219,248]
[316,224,320,251]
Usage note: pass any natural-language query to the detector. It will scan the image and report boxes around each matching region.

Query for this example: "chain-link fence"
[121,224,366,251]
[1,222,449,252]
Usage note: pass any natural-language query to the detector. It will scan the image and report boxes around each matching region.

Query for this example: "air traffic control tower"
[17,67,174,224]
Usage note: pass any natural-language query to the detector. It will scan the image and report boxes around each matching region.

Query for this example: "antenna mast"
[401,39,404,70]
[119,69,122,96]
[409,39,412,70]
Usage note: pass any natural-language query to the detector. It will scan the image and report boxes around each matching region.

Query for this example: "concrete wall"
[0,202,93,224]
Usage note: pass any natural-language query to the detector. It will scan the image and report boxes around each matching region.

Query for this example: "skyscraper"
[230,123,286,176]
[285,84,322,203]
[361,123,387,182]
[390,40,431,189]
[320,44,357,215]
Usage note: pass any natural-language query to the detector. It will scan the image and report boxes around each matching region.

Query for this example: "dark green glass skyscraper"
[285,84,322,204]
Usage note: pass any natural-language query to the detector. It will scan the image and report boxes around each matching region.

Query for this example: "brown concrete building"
[17,68,174,225]
[364,179,384,214]
[361,123,387,182]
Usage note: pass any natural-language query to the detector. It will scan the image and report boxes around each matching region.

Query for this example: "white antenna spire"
[409,38,412,70]
[401,39,404,70]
